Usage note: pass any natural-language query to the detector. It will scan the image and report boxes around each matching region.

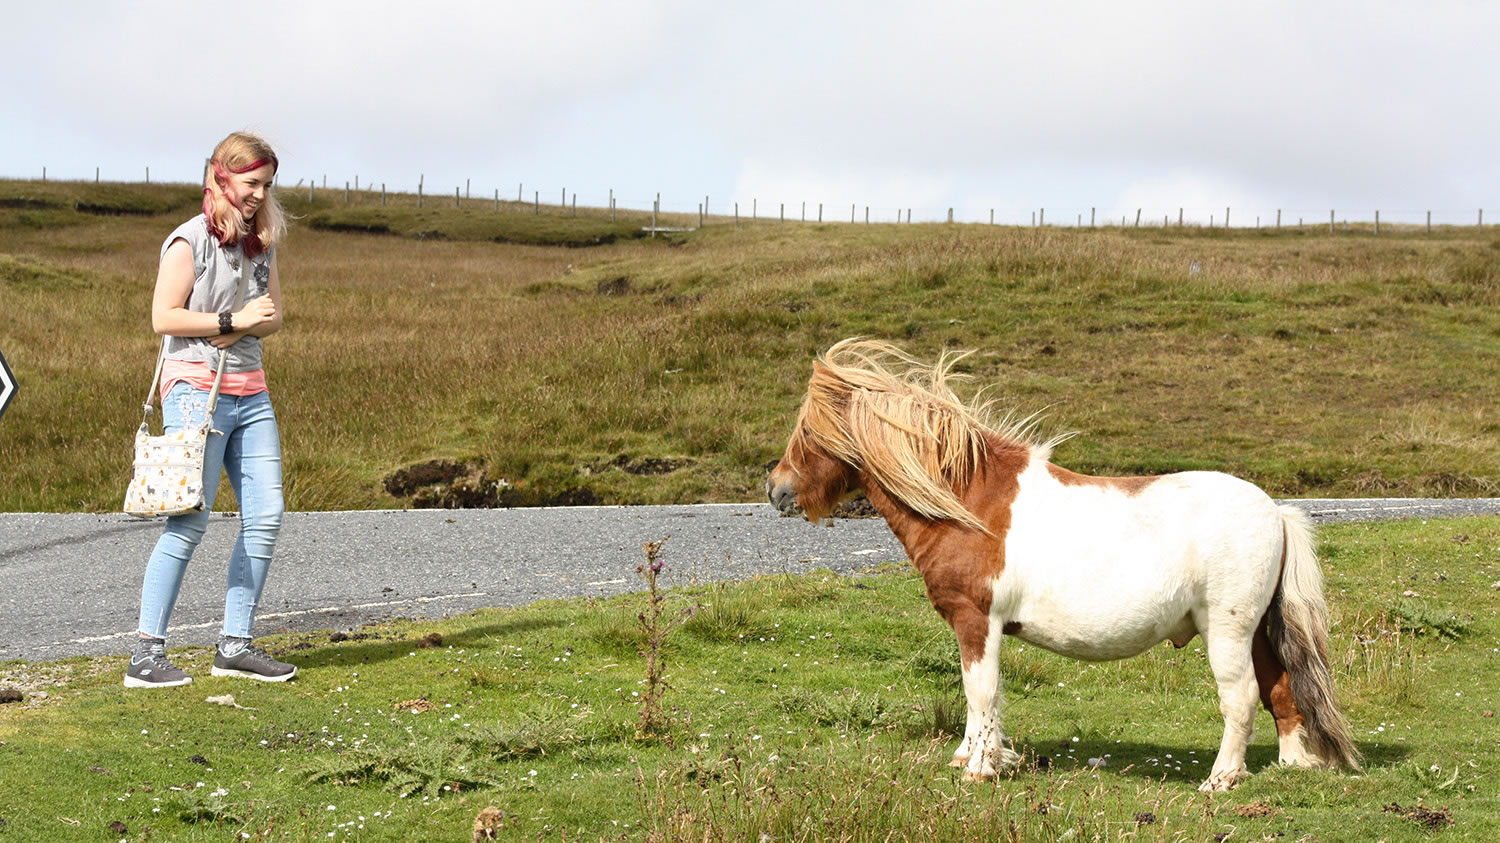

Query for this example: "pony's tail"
[1267,506,1362,770]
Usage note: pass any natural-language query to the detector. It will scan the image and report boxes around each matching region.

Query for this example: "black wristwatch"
[218,311,234,335]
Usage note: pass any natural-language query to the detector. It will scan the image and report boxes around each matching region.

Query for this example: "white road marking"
[43,591,489,651]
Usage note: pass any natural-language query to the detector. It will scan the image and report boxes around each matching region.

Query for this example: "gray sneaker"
[211,637,297,682]
[124,638,192,688]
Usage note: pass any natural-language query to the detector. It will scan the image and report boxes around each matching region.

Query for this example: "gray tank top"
[159,214,274,373]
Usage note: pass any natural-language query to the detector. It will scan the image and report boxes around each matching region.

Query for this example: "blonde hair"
[798,339,1057,532]
[203,131,286,256]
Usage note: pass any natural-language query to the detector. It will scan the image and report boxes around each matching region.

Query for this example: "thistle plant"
[635,537,693,739]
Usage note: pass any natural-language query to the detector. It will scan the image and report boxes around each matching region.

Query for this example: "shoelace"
[138,646,181,671]
[227,642,277,663]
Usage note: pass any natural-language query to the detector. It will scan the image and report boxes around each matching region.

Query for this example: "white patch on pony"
[951,620,1021,779]
[1277,724,1322,768]
[977,461,1285,792]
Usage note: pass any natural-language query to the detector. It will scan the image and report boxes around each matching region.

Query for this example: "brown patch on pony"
[1251,611,1304,737]
[1046,464,1161,496]
[865,431,1032,670]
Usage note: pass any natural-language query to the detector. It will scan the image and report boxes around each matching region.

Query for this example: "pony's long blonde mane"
[797,339,1061,532]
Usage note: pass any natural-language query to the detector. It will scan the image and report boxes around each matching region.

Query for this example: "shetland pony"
[766,339,1360,792]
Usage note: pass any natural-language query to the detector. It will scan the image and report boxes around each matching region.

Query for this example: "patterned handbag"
[123,342,228,518]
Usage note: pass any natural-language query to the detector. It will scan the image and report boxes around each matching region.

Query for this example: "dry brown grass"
[2,182,1498,511]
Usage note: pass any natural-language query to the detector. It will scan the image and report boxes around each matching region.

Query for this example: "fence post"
[698,203,703,227]
[652,199,658,233]
[418,179,423,208]
[146,166,150,184]
[1426,210,1431,233]
[494,189,499,211]
[1375,210,1380,235]
[1040,208,1045,226]
[381,183,386,206]
[947,208,953,224]
[1276,209,1281,229]
[572,194,576,217]
[818,203,823,222]
[562,188,566,207]
[1177,208,1182,227]
[518,183,522,202]
[309,181,313,202]
[1480,209,1485,229]
[96,166,99,183]
[1135,209,1141,227]
[753,198,757,219]
[865,206,870,224]
[466,178,470,199]
[355,175,359,191]
[1329,210,1334,233]
[852,204,856,224]
[535,191,539,215]
[1093,207,1098,228]
[1225,207,1230,228]
[780,203,785,222]
[801,201,805,222]
[455,187,460,208]
[990,209,994,225]
[735,202,739,227]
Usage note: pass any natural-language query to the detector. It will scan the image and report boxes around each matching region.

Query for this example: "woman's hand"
[233,295,277,331]
[207,331,245,349]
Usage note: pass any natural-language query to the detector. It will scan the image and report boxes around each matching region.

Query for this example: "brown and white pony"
[766,339,1360,792]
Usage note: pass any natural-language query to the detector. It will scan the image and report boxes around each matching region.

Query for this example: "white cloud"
[3,1,1497,220]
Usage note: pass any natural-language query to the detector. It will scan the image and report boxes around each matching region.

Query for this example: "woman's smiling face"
[226,163,276,220]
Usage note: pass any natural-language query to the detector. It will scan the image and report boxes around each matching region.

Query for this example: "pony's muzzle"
[766,476,802,517]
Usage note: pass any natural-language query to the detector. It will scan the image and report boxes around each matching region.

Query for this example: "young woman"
[125,131,296,687]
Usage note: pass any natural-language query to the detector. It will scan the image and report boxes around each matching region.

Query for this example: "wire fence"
[19,165,1494,232]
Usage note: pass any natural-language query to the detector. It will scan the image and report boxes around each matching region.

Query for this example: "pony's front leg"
[947,612,1019,781]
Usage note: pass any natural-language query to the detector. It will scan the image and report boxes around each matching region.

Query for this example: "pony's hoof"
[961,770,995,783]
[949,755,969,769]
[1197,769,1248,793]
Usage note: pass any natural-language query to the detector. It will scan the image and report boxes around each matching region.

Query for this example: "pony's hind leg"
[1251,619,1320,767]
[1200,626,1260,792]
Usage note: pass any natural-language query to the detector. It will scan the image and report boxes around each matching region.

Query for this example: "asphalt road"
[3,498,1499,664]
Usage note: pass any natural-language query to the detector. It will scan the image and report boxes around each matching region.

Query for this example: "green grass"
[2,516,1499,840]
[2,179,1499,512]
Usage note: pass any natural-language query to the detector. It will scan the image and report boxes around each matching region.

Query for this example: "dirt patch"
[73,202,155,216]
[0,197,57,210]
[831,497,881,519]
[1422,472,1498,496]
[384,459,600,508]
[308,219,394,236]
[1233,801,1278,819]
[596,276,631,295]
[588,454,691,476]
[1382,802,1454,829]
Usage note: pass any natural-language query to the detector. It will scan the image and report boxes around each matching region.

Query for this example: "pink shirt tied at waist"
[161,358,268,400]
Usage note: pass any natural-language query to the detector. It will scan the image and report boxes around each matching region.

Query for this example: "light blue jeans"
[137,382,284,639]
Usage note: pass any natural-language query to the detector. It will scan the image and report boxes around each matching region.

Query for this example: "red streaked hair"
[202,132,285,257]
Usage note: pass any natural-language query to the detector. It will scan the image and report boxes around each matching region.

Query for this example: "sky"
[3,0,1496,226]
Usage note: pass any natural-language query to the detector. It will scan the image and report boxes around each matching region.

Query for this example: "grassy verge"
[2,516,1498,840]
[2,180,1498,512]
